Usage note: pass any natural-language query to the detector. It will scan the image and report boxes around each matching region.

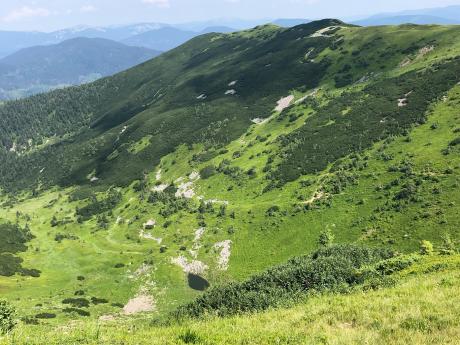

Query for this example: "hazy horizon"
[1,0,460,32]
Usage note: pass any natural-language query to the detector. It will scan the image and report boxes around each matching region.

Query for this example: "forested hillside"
[0,38,160,100]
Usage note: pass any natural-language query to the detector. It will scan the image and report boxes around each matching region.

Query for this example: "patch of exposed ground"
[417,45,435,59]
[275,95,295,112]
[139,229,162,244]
[123,294,155,315]
[252,95,295,125]
[309,26,342,38]
[143,219,156,229]
[302,191,326,205]
[399,46,435,67]
[152,183,169,192]
[251,117,268,124]
[190,227,205,258]
[175,172,200,199]
[129,263,152,280]
[398,91,413,107]
[171,256,208,275]
[214,240,232,271]
[175,181,195,198]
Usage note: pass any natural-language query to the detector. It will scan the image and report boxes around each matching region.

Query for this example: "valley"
[0,18,459,344]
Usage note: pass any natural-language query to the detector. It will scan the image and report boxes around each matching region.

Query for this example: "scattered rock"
[302,191,326,205]
[176,181,195,199]
[139,230,162,244]
[309,26,341,38]
[228,80,238,86]
[275,95,294,112]
[152,184,169,192]
[214,240,232,271]
[196,94,207,100]
[251,117,268,125]
[194,227,206,242]
[129,263,152,280]
[398,91,413,107]
[171,256,208,275]
[190,227,205,258]
[225,89,237,95]
[143,219,156,229]
[189,171,200,180]
[417,45,435,59]
[399,57,412,68]
[304,47,315,59]
[205,199,229,205]
[398,98,408,107]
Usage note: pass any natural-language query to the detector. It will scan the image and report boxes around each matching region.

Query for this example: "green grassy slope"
[3,254,460,344]
[0,20,459,336]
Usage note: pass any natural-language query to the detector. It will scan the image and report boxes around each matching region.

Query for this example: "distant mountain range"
[122,26,235,51]
[0,37,160,100]
[0,23,236,59]
[353,5,460,26]
[271,18,311,27]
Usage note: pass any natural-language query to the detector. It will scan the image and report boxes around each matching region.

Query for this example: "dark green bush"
[172,244,394,319]
[35,313,56,319]
[91,297,109,305]
[62,308,90,317]
[62,298,90,308]
[199,165,217,179]
[0,300,16,334]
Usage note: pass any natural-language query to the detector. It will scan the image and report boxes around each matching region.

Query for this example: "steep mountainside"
[0,38,160,100]
[0,19,459,338]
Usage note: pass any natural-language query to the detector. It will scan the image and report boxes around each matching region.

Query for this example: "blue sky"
[1,0,460,31]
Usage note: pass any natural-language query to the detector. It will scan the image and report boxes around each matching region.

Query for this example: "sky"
[1,0,460,32]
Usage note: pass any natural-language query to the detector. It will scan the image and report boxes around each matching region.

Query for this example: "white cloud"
[2,6,52,23]
[80,5,97,13]
[142,0,171,8]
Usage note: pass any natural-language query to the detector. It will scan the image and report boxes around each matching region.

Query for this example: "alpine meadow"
[0,5,459,345]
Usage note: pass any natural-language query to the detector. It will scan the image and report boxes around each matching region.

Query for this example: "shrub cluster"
[172,244,394,319]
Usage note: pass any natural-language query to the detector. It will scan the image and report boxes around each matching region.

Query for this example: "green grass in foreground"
[2,254,459,345]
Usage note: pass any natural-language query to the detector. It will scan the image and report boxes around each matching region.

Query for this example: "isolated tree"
[0,299,16,335]
[318,228,335,247]
[420,240,434,256]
